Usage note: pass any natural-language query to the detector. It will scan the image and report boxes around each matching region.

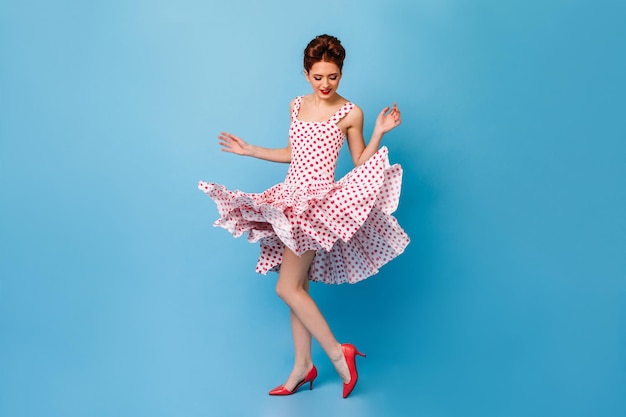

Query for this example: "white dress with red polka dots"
[198,96,409,284]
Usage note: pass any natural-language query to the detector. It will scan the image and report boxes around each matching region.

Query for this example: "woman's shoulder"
[290,94,309,105]
[336,95,361,112]
[345,101,363,120]
[289,96,303,113]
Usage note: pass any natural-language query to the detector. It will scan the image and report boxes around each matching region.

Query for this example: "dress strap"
[328,101,354,124]
[291,96,303,120]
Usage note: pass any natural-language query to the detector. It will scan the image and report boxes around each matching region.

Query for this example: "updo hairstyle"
[303,34,346,73]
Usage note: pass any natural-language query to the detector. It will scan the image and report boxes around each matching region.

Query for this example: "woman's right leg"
[276,249,350,385]
[280,309,313,391]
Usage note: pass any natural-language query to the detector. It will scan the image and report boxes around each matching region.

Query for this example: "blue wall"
[1,1,624,416]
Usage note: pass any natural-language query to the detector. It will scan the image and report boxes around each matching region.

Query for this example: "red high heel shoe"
[341,343,366,398]
[268,365,318,396]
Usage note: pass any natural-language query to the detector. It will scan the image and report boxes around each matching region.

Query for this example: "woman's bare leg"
[280,310,313,391]
[276,248,350,389]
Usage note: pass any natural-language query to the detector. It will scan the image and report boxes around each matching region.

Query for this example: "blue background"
[1,1,625,416]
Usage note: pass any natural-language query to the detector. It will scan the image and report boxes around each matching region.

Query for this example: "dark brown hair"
[303,34,346,73]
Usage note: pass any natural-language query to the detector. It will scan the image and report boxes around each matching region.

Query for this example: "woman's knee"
[275,280,299,304]
[275,281,285,300]
[275,280,289,301]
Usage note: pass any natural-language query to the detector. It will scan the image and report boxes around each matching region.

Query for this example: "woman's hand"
[374,103,402,134]
[218,132,251,156]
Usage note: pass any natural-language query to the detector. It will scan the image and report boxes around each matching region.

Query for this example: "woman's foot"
[339,343,366,398]
[330,344,351,383]
[269,364,317,396]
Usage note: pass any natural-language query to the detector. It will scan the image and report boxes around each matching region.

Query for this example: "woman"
[198,34,409,398]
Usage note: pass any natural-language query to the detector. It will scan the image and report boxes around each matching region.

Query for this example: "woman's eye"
[314,77,322,81]
[330,76,337,80]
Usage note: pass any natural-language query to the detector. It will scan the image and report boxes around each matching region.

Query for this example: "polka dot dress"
[198,96,410,284]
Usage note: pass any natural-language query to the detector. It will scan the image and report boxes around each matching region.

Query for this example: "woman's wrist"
[371,127,385,142]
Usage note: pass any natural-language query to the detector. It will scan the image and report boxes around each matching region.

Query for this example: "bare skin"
[218,60,401,391]
[218,61,401,166]
[276,249,350,390]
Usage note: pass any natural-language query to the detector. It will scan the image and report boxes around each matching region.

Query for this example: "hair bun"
[304,34,346,72]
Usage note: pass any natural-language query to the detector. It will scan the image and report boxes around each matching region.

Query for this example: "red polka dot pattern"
[198,96,410,284]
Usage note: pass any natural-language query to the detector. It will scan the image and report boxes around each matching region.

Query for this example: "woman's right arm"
[218,132,292,163]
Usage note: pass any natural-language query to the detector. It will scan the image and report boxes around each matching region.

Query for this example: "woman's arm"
[345,103,402,166]
[217,99,295,163]
[218,132,292,163]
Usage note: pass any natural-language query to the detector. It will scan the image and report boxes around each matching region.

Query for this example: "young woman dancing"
[198,34,409,398]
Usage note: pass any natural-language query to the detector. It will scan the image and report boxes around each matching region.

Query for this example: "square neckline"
[292,95,353,124]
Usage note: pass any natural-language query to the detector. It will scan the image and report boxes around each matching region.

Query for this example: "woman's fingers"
[217,132,247,154]
[391,103,401,121]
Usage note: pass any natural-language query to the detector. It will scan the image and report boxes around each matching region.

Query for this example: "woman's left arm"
[346,103,402,166]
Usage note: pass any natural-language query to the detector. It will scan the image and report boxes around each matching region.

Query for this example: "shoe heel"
[356,350,366,358]
[309,380,314,390]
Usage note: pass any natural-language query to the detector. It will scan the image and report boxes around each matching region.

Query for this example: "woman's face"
[305,61,342,100]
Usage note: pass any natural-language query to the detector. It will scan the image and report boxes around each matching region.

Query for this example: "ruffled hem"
[198,146,409,284]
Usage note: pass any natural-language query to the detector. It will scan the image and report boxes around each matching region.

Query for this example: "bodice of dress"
[284,96,354,192]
